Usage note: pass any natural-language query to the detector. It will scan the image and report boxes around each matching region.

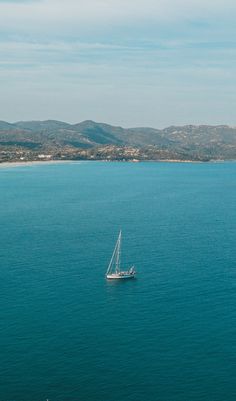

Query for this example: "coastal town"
[0,144,208,164]
[0,145,142,163]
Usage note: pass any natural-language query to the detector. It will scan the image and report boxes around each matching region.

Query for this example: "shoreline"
[0,160,80,168]
[0,158,232,168]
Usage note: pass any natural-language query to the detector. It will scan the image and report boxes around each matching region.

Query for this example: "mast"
[106,232,121,275]
[106,231,121,276]
[115,230,122,273]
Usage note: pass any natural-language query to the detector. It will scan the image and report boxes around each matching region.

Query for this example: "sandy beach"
[0,160,81,168]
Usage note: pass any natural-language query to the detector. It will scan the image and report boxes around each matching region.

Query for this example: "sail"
[106,230,122,275]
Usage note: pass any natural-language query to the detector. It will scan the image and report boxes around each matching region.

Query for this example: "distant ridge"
[1,119,236,161]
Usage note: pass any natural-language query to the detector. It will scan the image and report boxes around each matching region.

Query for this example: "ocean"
[0,161,236,401]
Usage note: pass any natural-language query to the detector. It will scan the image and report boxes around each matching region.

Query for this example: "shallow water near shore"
[1,161,236,401]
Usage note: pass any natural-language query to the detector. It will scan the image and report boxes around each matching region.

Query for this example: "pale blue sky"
[0,0,236,127]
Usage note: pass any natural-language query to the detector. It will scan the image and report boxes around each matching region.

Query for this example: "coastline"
[0,159,231,168]
[0,160,79,169]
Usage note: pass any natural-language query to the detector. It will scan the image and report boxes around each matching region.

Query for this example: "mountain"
[15,120,71,131]
[0,120,236,161]
[0,121,19,131]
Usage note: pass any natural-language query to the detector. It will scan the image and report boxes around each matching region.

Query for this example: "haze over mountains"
[0,120,236,161]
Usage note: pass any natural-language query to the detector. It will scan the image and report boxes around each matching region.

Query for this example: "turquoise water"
[0,161,236,401]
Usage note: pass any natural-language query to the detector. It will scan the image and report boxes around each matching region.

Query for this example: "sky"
[0,0,236,127]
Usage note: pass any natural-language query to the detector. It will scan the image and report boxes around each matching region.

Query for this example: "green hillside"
[0,120,236,161]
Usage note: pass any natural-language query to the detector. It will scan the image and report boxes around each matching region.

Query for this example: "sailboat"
[106,230,136,279]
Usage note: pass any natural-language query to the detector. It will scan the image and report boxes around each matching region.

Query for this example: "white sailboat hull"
[106,271,136,280]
